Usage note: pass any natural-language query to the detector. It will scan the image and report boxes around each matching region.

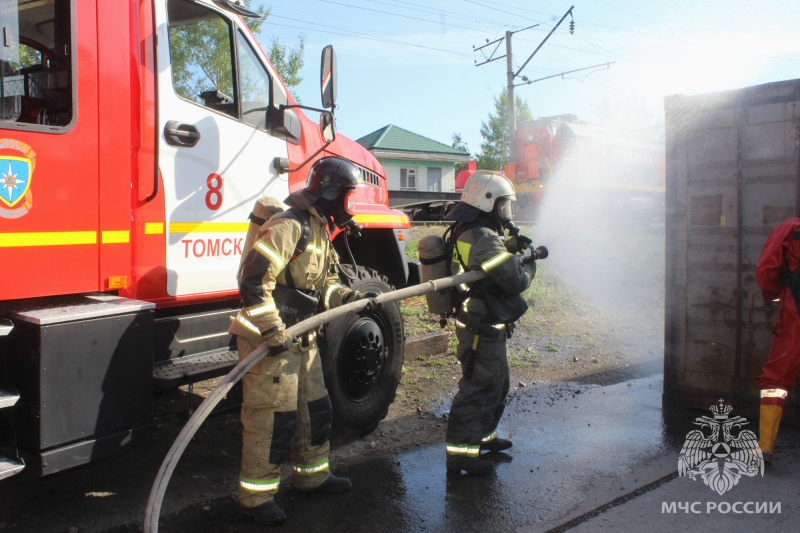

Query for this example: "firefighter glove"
[267,331,295,356]
[518,255,536,282]
[358,291,383,313]
[505,234,532,254]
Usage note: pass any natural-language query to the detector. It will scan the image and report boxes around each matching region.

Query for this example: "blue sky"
[253,0,800,156]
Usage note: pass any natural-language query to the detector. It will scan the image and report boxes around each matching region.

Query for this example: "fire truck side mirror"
[320,45,337,109]
[269,75,301,144]
[320,112,336,143]
[270,106,301,145]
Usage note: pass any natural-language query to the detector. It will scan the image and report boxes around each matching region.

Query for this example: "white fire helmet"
[460,170,517,215]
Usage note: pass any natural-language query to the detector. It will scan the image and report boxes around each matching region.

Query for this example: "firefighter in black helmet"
[306,156,362,230]
[230,156,378,526]
[442,170,537,475]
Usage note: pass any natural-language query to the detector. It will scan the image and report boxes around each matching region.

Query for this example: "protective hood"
[284,189,316,210]
[443,202,481,222]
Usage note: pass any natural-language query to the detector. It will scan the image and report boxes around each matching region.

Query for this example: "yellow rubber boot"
[758,404,783,462]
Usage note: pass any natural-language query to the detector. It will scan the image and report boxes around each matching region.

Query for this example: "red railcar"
[512,117,666,218]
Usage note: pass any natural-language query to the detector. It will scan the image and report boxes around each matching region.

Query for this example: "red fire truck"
[0,0,413,480]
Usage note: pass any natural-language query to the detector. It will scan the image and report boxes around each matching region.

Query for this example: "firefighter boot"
[446,456,495,475]
[480,438,513,453]
[758,404,783,463]
[314,474,352,493]
[243,501,286,526]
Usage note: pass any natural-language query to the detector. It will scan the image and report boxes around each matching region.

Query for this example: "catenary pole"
[143,269,488,533]
[506,30,516,167]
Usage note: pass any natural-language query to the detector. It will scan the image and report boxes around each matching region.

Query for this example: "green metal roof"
[356,124,469,156]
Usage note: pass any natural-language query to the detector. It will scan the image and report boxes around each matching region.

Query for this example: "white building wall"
[442,167,455,192]
[377,156,461,192]
[384,165,401,190]
[384,163,422,190]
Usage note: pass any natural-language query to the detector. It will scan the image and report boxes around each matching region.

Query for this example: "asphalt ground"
[104,367,797,533]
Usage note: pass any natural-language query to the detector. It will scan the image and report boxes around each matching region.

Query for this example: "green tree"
[476,88,532,171]
[268,36,305,89]
[168,16,235,103]
[17,44,41,69]
[451,132,469,154]
[451,132,470,175]
[242,3,305,89]
[168,0,305,105]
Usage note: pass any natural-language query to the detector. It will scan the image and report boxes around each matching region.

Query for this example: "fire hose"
[144,244,548,532]
[143,269,488,533]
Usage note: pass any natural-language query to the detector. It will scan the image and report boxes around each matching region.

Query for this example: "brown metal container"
[664,79,800,419]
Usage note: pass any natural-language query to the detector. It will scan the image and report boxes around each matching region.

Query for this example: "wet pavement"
[121,366,800,533]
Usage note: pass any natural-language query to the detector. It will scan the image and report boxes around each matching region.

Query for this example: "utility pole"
[506,30,516,165]
[474,7,575,167]
[508,6,574,166]
[474,24,538,168]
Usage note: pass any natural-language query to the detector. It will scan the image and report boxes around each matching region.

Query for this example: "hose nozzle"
[531,245,548,260]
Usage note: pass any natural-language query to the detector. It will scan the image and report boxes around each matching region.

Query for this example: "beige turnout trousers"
[237,333,332,509]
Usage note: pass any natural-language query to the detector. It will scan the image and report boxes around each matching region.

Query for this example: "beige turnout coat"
[228,193,355,346]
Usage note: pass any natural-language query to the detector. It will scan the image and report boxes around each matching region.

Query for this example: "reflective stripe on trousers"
[445,443,480,456]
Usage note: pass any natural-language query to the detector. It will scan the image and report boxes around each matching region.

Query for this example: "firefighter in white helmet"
[442,170,539,474]
[229,156,378,525]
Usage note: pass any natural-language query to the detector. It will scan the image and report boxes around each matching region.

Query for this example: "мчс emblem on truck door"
[0,139,36,219]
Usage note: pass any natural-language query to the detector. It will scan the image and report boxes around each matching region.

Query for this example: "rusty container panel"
[664,79,800,420]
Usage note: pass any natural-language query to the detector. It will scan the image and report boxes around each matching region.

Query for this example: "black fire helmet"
[303,156,361,226]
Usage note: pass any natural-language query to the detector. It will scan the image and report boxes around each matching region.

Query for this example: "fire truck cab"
[0,0,411,480]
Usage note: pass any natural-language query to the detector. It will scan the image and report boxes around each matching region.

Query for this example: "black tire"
[318,266,405,439]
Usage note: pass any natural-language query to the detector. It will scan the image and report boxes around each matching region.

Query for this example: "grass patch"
[405,239,420,261]
[525,263,571,318]
[401,305,419,317]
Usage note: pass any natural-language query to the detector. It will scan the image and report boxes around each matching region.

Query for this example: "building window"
[427,167,442,192]
[400,168,416,190]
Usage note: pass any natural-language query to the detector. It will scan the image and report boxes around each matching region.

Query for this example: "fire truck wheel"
[319,266,404,440]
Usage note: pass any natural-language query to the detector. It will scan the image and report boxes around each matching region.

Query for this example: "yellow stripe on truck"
[169,222,249,233]
[145,222,164,234]
[101,231,130,244]
[353,214,409,225]
[0,231,97,247]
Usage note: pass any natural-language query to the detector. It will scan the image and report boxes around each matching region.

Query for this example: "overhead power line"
[515,61,616,87]
[269,14,474,58]
[320,0,505,34]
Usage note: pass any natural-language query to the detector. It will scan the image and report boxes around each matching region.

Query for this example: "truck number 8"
[205,173,223,210]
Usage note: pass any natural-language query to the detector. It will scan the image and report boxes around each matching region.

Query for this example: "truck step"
[0,319,12,337]
[153,349,239,389]
[0,389,20,409]
[0,454,24,480]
